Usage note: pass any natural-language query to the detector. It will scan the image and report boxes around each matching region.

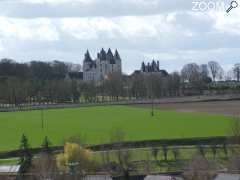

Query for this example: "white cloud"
[0,0,240,73]
[144,47,240,65]
[0,40,3,51]
[0,17,59,41]
[21,0,159,6]
[21,0,97,5]
[209,10,240,35]
[60,17,120,39]
[59,15,193,40]
[143,47,240,72]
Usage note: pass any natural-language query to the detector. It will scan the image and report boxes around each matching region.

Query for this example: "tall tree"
[181,63,200,83]
[71,80,80,103]
[183,154,216,180]
[233,63,240,82]
[41,136,51,153]
[18,134,32,175]
[208,61,223,82]
[105,72,123,100]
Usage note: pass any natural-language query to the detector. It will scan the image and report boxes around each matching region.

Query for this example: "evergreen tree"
[41,136,51,153]
[172,148,180,161]
[18,134,32,175]
[162,145,168,161]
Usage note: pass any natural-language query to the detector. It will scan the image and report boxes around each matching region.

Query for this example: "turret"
[157,61,160,71]
[147,62,150,72]
[141,62,146,72]
[83,49,92,63]
[114,49,121,61]
[99,48,107,61]
[107,48,115,64]
[151,60,156,71]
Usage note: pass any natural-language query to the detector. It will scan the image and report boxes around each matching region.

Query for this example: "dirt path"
[137,100,240,117]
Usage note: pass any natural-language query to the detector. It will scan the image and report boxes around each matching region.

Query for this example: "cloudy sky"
[0,0,239,74]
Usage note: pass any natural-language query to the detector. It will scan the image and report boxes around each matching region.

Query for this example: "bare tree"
[196,145,205,157]
[169,72,181,96]
[233,63,240,82]
[181,63,200,82]
[183,153,216,180]
[109,129,136,180]
[151,147,159,161]
[101,151,112,172]
[30,153,58,180]
[105,72,123,101]
[115,149,134,180]
[225,70,234,81]
[151,147,161,167]
[162,145,168,161]
[144,152,152,174]
[130,73,147,99]
[200,64,209,77]
[210,144,217,159]
[172,147,180,161]
[208,61,223,82]
[222,143,228,158]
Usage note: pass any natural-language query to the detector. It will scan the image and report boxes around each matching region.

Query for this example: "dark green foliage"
[172,148,180,161]
[210,144,217,158]
[196,145,205,157]
[151,148,159,161]
[18,134,32,174]
[162,145,168,161]
[41,136,51,153]
[223,143,228,158]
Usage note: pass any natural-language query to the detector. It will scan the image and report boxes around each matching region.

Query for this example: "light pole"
[150,71,154,117]
[41,108,44,130]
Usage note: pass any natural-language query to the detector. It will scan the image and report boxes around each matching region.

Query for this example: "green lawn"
[0,105,234,151]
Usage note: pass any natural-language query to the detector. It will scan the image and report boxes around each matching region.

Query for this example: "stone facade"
[83,48,122,82]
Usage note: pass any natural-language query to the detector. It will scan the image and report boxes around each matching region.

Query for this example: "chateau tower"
[83,48,122,82]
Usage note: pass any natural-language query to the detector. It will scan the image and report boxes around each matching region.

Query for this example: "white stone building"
[83,48,122,82]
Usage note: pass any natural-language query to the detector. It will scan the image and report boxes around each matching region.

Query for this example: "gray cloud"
[0,0,192,18]
[0,0,239,74]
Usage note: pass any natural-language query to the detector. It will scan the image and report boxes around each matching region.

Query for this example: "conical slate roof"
[107,48,115,64]
[107,48,114,58]
[114,49,121,60]
[99,48,107,61]
[83,50,92,62]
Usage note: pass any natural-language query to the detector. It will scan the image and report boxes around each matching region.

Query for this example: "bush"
[56,142,92,173]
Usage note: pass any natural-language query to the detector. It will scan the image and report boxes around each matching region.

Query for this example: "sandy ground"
[137,100,240,117]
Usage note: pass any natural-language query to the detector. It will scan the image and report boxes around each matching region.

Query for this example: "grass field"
[0,105,234,151]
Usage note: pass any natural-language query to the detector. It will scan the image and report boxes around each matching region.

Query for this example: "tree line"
[0,58,240,105]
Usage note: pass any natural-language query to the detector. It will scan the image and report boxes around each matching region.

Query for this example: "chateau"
[132,60,168,76]
[141,60,160,73]
[83,48,122,82]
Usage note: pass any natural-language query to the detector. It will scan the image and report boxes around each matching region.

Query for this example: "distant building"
[133,60,168,76]
[83,48,122,82]
[141,60,160,73]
